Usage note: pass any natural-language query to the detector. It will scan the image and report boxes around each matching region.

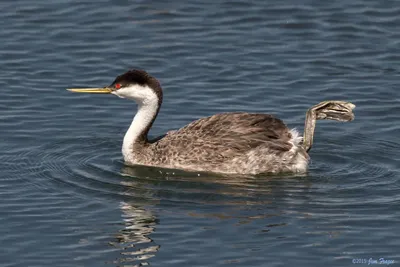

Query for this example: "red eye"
[115,83,121,89]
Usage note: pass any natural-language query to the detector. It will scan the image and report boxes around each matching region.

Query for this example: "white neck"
[122,100,159,161]
[114,85,160,162]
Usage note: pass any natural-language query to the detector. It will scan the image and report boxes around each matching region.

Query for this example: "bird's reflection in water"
[110,164,316,265]
[109,165,162,266]
[110,201,159,266]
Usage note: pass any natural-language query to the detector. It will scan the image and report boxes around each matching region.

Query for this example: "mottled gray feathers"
[135,112,301,174]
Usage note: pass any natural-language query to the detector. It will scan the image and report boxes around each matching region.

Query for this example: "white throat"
[113,85,159,162]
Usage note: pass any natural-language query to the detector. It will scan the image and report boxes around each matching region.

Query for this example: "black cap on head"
[109,69,163,105]
[110,69,161,90]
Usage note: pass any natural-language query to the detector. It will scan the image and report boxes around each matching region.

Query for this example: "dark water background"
[1,0,399,266]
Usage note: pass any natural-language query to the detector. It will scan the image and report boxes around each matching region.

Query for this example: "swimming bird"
[68,69,355,174]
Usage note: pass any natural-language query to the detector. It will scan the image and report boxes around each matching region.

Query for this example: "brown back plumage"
[148,112,293,168]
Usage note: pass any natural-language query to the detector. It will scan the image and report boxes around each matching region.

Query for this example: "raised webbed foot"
[312,100,355,122]
[303,100,356,152]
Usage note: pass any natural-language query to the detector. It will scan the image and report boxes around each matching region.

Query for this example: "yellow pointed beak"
[67,87,112,94]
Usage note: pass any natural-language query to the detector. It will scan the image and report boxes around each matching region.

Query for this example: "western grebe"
[68,69,355,174]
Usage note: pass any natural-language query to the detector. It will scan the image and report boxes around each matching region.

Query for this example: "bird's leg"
[302,101,356,152]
